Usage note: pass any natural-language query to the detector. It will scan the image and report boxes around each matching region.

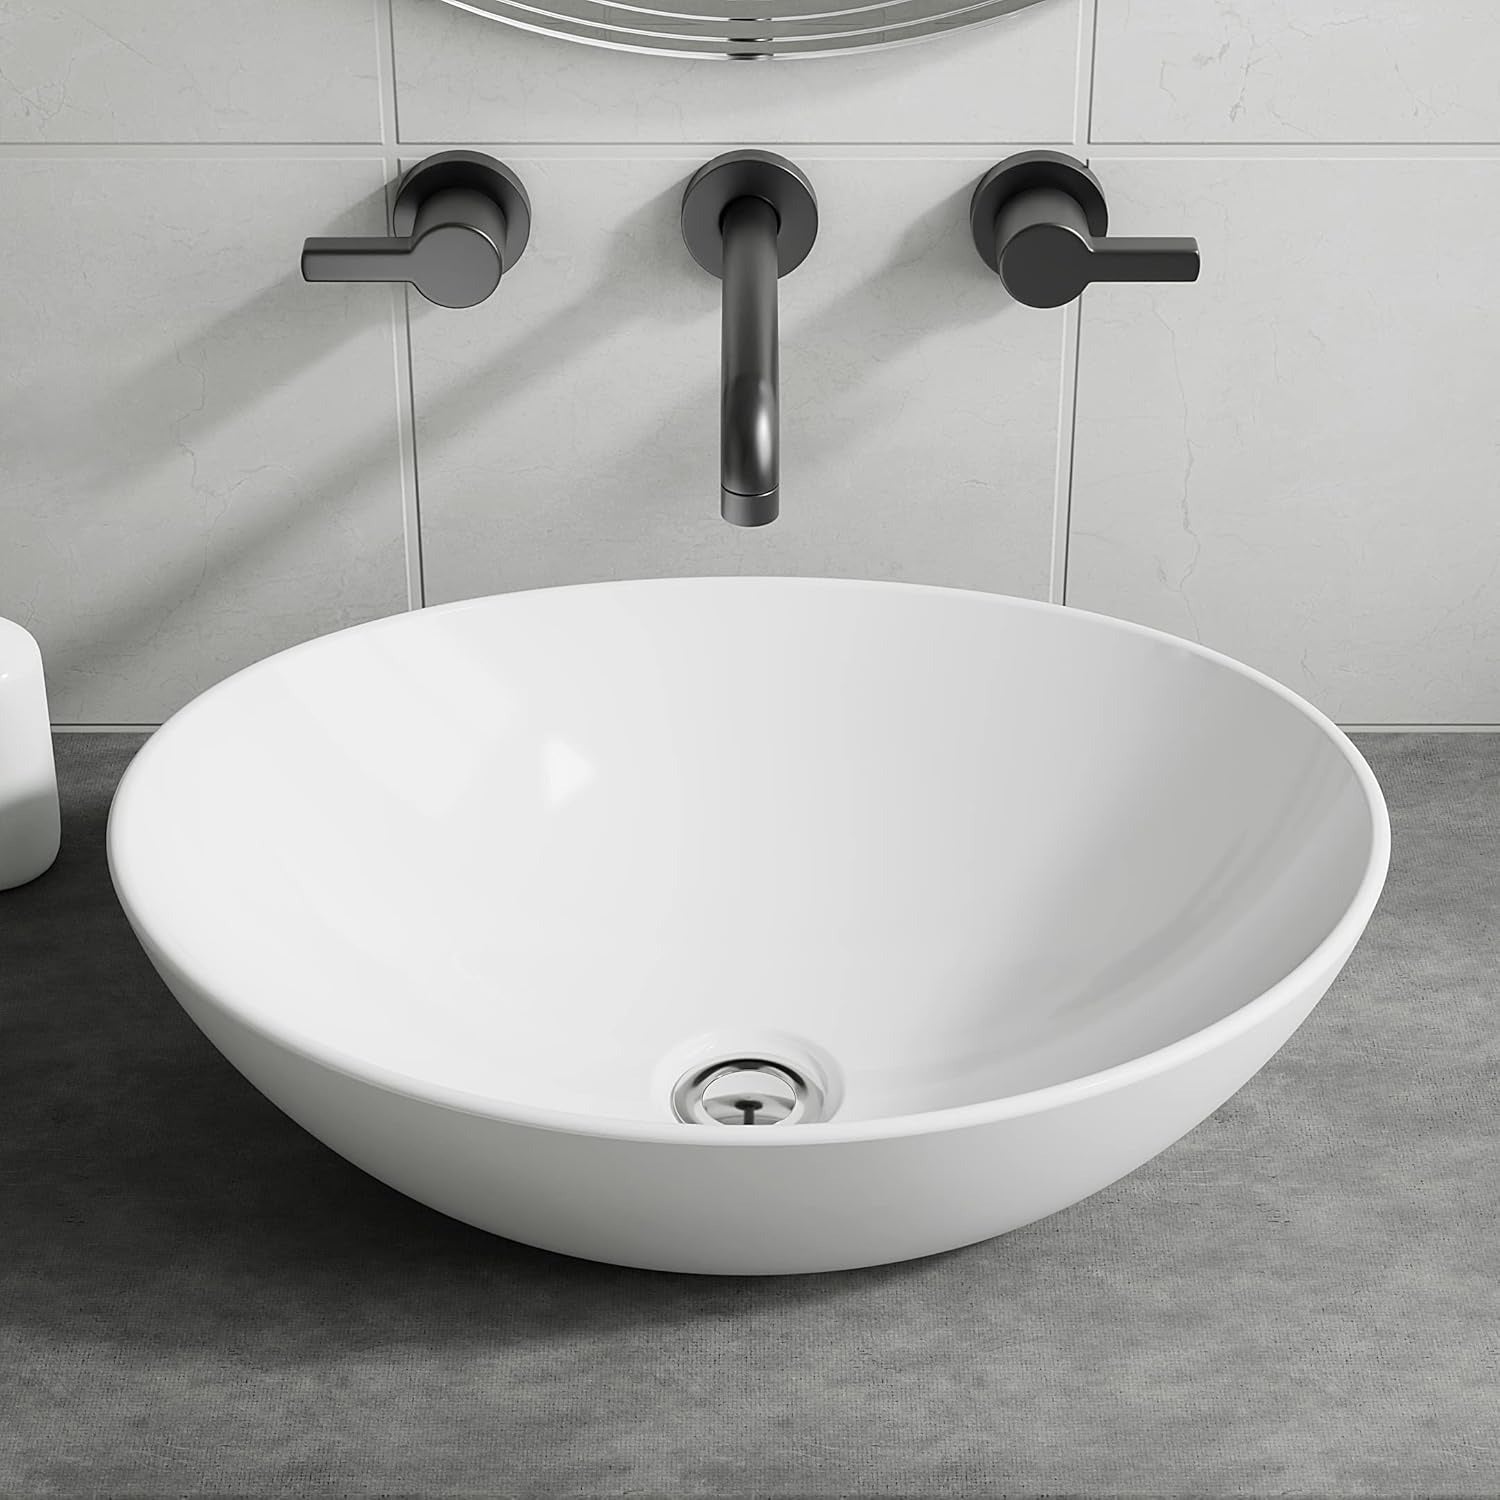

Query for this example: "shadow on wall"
[36,183,669,693]
[2,743,968,1358]
[410,182,697,493]
[43,172,1016,700]
[30,186,402,694]
[411,175,1014,585]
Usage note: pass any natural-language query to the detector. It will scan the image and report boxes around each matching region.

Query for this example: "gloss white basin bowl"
[108,578,1389,1275]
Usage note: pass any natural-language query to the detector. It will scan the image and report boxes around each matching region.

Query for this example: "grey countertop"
[4,733,1497,1499]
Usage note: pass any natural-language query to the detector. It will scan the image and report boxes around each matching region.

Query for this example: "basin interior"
[111,579,1380,1130]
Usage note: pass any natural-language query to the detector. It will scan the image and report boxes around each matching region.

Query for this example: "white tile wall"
[1067,157,1500,726]
[0,0,382,142]
[1092,1,1500,145]
[0,158,410,722]
[412,153,1063,603]
[2,0,1497,725]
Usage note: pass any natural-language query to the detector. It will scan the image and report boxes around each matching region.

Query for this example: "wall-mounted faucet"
[682,151,818,527]
[971,151,1199,308]
[302,151,531,309]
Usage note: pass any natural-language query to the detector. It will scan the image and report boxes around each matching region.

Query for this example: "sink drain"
[672,1059,823,1126]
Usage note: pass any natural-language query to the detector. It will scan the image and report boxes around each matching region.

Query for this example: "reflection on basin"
[107,578,1389,1275]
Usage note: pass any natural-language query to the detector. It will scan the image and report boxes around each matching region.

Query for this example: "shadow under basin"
[2,735,948,1361]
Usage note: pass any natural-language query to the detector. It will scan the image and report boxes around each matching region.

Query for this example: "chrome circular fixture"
[671,1059,824,1125]
[439,0,1053,59]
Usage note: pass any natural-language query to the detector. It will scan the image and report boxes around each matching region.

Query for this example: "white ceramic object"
[0,617,61,890]
[108,579,1389,1275]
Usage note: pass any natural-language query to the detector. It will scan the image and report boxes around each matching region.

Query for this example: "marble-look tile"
[1092,0,1500,144]
[1067,158,1500,725]
[391,0,1079,143]
[0,0,381,143]
[411,154,1064,604]
[0,159,410,723]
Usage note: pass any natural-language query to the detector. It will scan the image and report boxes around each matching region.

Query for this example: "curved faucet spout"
[681,150,818,528]
[719,195,781,526]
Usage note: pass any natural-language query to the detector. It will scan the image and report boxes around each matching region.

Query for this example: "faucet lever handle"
[301,152,530,310]
[1064,233,1202,287]
[302,190,506,309]
[971,151,1201,310]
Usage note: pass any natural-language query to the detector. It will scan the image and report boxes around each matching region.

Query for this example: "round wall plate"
[681,151,818,279]
[969,150,1108,272]
[393,150,532,270]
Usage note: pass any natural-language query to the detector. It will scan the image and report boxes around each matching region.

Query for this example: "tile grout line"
[7,141,1500,160]
[49,722,1500,733]
[373,0,427,610]
[1077,140,1500,158]
[1049,301,1083,605]
[393,298,426,609]
[396,139,1500,159]
[1080,0,1099,147]
[1047,0,1096,606]
[0,142,389,157]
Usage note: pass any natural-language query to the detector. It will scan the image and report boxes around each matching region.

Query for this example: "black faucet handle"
[302,192,506,309]
[971,151,1200,310]
[302,151,531,310]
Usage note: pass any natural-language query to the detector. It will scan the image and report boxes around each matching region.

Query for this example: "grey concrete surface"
[2,732,1497,1499]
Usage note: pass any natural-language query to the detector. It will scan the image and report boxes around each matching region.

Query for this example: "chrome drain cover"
[672,1059,822,1126]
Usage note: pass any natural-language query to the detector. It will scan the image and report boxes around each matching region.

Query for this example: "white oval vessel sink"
[109,579,1389,1275]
